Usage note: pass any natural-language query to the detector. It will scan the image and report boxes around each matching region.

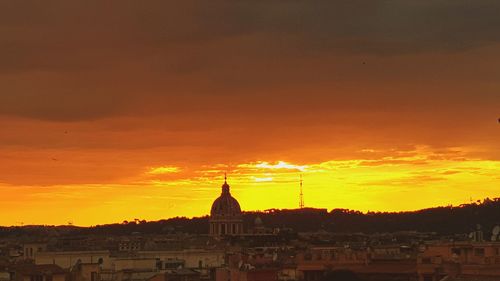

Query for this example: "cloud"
[252,161,307,172]
[253,177,273,183]
[147,166,181,175]
[0,1,499,122]
[359,159,429,166]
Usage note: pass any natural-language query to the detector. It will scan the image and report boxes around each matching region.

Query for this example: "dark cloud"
[0,0,500,121]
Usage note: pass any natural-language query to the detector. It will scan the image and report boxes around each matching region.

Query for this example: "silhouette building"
[209,176,243,236]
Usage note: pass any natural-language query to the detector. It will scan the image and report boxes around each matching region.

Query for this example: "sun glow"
[0,142,499,226]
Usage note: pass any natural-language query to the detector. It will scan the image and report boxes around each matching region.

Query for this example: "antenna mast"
[299,174,304,209]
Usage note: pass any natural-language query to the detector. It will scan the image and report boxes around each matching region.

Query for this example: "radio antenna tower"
[299,174,304,209]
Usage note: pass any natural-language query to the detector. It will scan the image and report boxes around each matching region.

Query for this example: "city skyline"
[1,1,500,226]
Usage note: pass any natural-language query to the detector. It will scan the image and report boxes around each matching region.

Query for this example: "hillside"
[1,198,499,237]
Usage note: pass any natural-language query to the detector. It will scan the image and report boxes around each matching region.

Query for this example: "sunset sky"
[0,1,499,226]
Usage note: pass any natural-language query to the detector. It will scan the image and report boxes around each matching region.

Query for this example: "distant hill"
[1,198,500,237]
[244,198,500,235]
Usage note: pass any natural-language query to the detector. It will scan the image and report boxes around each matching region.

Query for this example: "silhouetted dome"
[210,180,241,216]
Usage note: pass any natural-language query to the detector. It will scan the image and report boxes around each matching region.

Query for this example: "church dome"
[210,180,241,216]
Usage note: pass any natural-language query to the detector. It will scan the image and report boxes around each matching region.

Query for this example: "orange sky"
[0,1,499,226]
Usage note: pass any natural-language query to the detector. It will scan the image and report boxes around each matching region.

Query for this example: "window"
[421,257,431,264]
[31,275,42,281]
[330,252,336,260]
[474,248,485,257]
[156,259,163,270]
